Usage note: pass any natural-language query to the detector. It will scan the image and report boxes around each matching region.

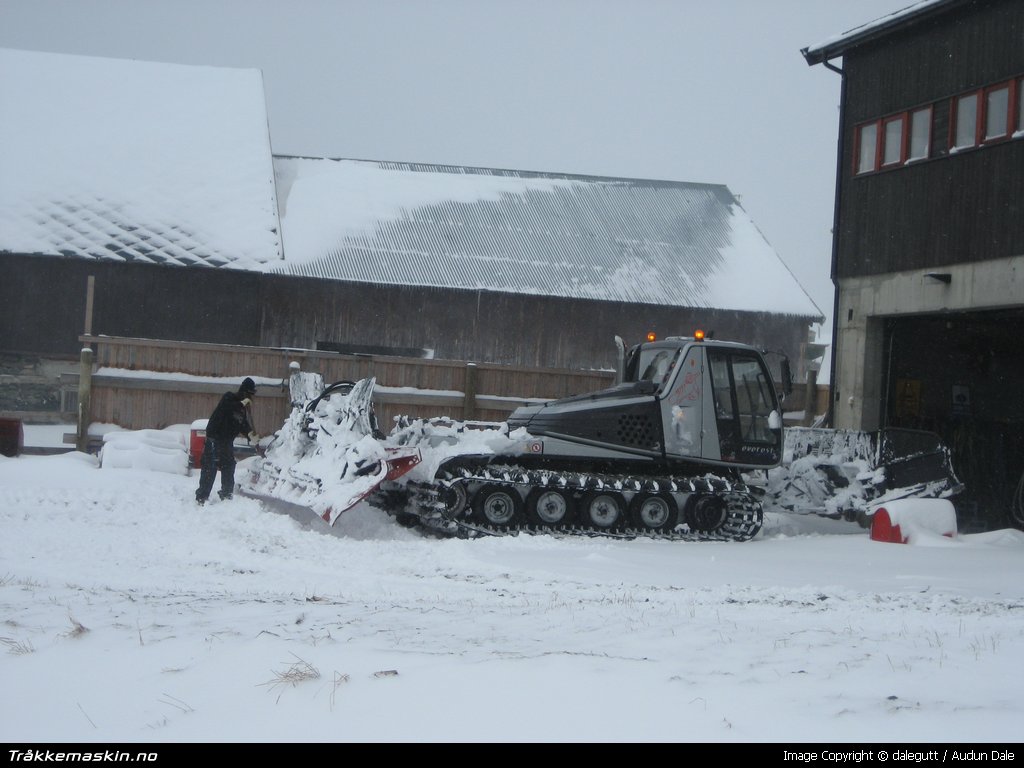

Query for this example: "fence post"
[802,367,819,427]
[463,362,477,420]
[76,346,94,452]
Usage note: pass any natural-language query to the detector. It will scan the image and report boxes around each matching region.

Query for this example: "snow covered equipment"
[763,426,962,524]
[409,333,788,541]
[241,334,962,541]
[240,374,421,525]
[244,334,788,540]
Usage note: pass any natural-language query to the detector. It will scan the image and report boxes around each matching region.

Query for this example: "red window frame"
[854,74,1024,177]
[854,110,917,174]
[982,80,1014,143]
[1017,78,1024,136]
[881,114,907,167]
[950,90,982,150]
[854,120,881,175]
[907,106,932,161]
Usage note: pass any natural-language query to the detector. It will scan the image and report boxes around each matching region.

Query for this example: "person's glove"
[241,398,252,407]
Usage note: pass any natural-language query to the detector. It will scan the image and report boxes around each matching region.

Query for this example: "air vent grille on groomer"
[617,413,656,447]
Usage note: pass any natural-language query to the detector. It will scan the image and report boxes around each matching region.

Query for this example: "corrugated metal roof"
[0,48,282,267]
[272,158,823,319]
[0,48,821,321]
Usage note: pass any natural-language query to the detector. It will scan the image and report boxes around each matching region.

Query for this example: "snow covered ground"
[2,426,1024,744]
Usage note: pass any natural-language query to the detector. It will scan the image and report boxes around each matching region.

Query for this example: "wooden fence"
[65,335,617,435]
[60,335,830,442]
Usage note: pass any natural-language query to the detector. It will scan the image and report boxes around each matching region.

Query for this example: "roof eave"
[801,0,967,67]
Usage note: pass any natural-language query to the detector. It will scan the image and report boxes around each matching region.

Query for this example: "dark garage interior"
[884,309,1024,531]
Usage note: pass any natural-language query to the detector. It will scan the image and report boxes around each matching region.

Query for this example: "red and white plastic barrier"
[869,499,958,544]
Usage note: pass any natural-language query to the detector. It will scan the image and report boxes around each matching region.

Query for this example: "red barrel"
[0,418,23,458]
[189,419,208,468]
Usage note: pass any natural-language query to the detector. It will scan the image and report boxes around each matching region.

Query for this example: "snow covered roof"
[0,48,282,267]
[0,47,820,320]
[802,0,961,65]
[272,157,823,319]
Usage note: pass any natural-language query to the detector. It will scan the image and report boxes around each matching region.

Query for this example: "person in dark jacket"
[195,377,258,504]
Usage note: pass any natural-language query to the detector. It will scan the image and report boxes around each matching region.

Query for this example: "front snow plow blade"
[764,426,963,524]
[240,374,420,525]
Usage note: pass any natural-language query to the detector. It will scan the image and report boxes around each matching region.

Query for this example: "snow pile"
[382,416,527,482]
[98,427,189,475]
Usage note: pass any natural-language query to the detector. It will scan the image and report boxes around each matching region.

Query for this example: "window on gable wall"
[985,84,1009,140]
[953,92,979,149]
[953,80,1019,149]
[908,107,931,160]
[857,122,877,174]
[1018,80,1024,136]
[855,74,1024,175]
[882,115,905,166]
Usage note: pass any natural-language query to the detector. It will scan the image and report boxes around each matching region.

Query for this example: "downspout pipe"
[821,57,845,428]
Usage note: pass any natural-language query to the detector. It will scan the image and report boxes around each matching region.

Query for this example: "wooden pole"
[83,275,95,338]
[77,276,96,452]
[76,347,93,452]
[463,362,477,420]
[802,367,819,427]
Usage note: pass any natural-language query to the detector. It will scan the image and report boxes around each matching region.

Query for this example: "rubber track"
[406,463,763,542]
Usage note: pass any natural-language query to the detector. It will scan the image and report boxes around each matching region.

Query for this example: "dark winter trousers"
[196,437,237,502]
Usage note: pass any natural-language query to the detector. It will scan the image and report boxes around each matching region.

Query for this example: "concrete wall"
[833,254,1024,429]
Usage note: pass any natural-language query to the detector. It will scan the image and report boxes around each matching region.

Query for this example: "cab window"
[638,349,680,391]
[708,349,776,445]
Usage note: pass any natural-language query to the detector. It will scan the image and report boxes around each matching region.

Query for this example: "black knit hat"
[240,377,256,396]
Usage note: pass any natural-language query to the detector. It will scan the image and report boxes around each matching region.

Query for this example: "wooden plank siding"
[843,1,1022,117]
[836,0,1024,278]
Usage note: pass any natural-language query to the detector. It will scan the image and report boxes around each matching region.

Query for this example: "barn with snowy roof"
[0,47,822,419]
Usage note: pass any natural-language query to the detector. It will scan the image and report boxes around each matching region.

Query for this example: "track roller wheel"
[443,480,469,518]
[580,491,625,529]
[471,484,523,528]
[629,492,678,532]
[526,487,575,527]
[684,493,728,533]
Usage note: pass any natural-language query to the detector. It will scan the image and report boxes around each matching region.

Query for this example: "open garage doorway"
[882,308,1024,532]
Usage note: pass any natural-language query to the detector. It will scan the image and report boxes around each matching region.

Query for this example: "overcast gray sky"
[0,0,911,336]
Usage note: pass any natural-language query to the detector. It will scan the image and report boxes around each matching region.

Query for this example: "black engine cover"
[509,393,665,455]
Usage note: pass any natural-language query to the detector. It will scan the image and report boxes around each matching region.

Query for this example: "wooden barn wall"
[255,276,811,375]
[2,254,814,378]
[0,254,263,355]
[835,0,1024,278]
